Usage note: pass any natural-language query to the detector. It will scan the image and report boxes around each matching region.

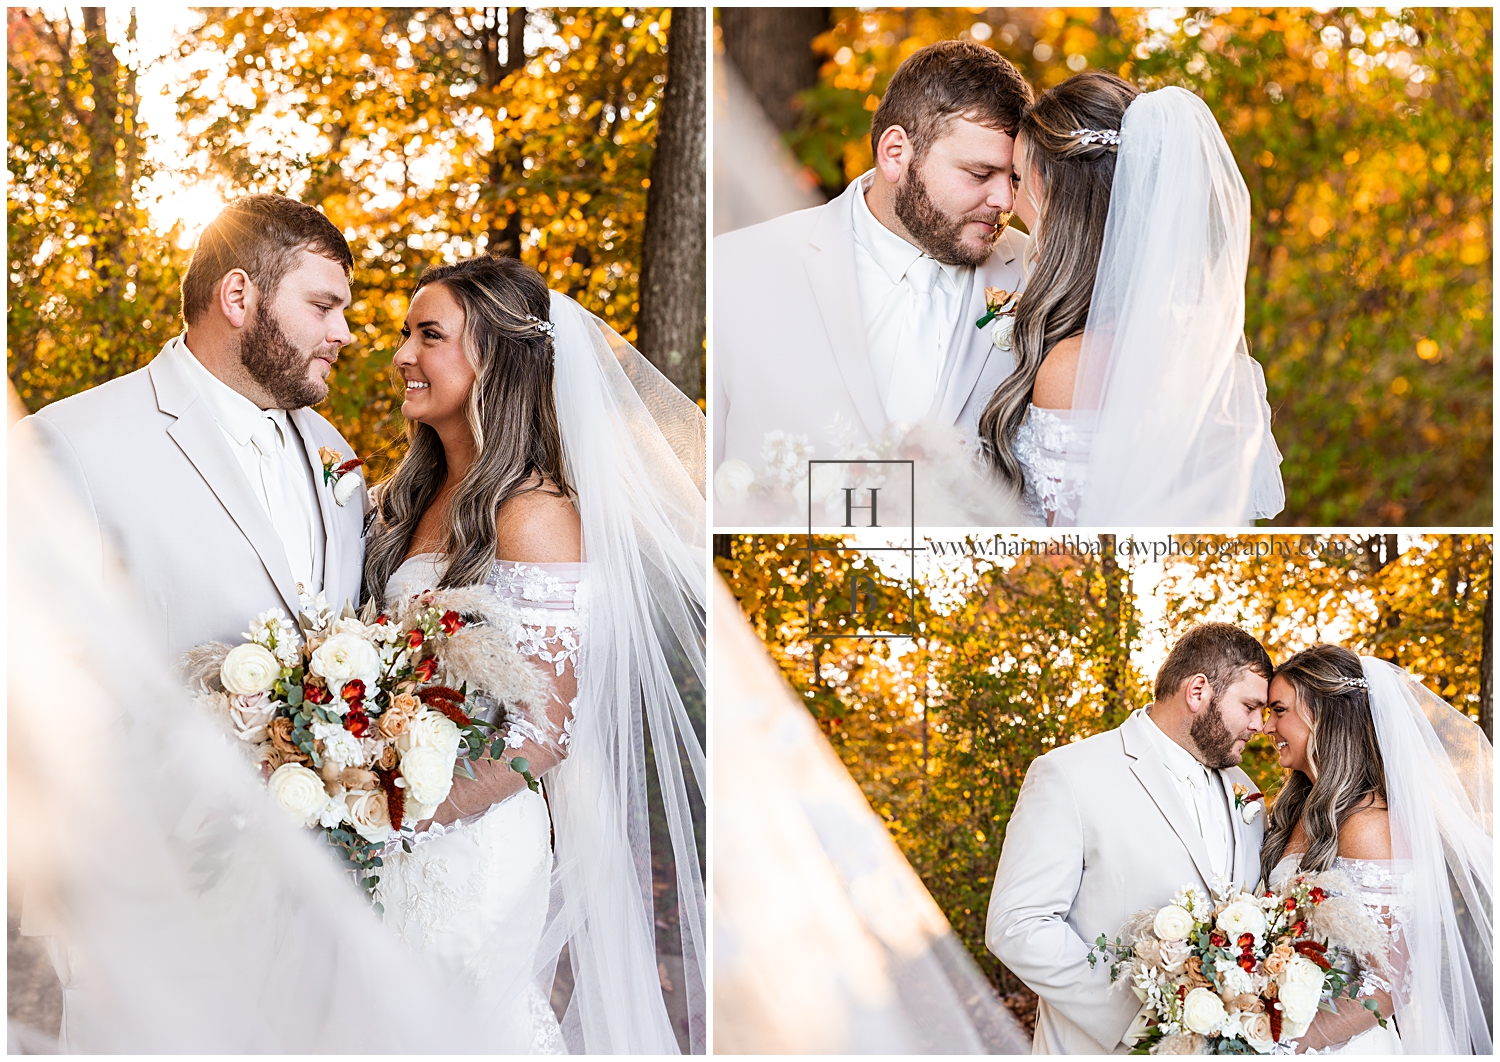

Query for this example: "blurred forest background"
[9,6,706,483]
[717,531,1492,1027]
[716,8,1492,526]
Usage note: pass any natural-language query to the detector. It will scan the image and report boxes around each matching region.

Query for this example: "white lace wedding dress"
[1013,404,1095,525]
[375,554,585,1054]
[1268,854,1408,1055]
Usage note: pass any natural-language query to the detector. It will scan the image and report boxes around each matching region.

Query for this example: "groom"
[713,40,1032,492]
[986,622,1272,1054]
[14,194,369,658]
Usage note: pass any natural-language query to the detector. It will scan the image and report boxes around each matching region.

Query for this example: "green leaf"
[510,756,530,774]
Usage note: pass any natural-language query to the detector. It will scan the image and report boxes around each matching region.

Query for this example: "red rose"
[1284,897,1297,911]
[344,710,370,737]
[303,683,331,705]
[1238,953,1256,972]
[1292,920,1308,938]
[374,614,390,626]
[341,679,366,702]
[1309,887,1326,904]
[439,610,464,635]
[1209,931,1227,948]
[407,629,424,649]
[413,658,439,682]
[1238,933,1254,950]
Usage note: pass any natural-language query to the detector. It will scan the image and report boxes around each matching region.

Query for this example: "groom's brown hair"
[1155,622,1273,702]
[870,40,1034,160]
[180,194,353,325]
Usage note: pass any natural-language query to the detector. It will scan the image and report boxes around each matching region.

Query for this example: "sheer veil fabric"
[1361,657,1492,1054]
[1062,86,1285,525]
[536,291,707,1053]
[6,293,706,1053]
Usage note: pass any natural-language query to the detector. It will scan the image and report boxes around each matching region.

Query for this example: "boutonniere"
[1232,782,1265,824]
[976,287,1019,351]
[319,447,365,507]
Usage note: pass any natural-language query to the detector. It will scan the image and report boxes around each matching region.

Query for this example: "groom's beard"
[241,307,328,409]
[1191,697,1243,769]
[894,159,1005,268]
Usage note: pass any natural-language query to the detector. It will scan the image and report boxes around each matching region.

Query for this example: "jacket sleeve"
[986,751,1136,1051]
[12,413,105,585]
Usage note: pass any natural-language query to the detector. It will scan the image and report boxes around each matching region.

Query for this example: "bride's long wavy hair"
[978,70,1138,491]
[363,257,573,606]
[1259,644,1388,885]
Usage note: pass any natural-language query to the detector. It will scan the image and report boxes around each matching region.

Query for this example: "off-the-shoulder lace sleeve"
[1297,857,1411,1054]
[414,560,584,841]
[1013,406,1092,525]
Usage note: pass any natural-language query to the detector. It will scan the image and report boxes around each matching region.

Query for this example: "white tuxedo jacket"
[16,343,369,659]
[713,174,1028,472]
[986,710,1265,1054]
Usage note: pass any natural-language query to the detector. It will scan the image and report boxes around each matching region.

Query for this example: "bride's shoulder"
[1336,795,1392,861]
[495,474,581,563]
[1032,334,1083,410]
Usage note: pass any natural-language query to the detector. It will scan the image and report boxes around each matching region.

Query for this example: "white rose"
[406,799,439,825]
[991,314,1015,351]
[1276,980,1321,1026]
[1282,1017,1311,1042]
[221,643,281,695]
[1181,987,1227,1036]
[1277,955,1324,991]
[268,763,328,827]
[713,459,756,506]
[333,470,362,507]
[227,691,277,743]
[399,709,462,757]
[1239,1010,1276,1054]
[309,632,381,686]
[400,745,456,808]
[1153,904,1195,942]
[344,787,392,843]
[1216,899,1268,942]
[1241,799,1264,825]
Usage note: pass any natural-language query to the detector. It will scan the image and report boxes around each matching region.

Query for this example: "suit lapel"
[805,180,887,441]
[150,354,302,618]
[934,229,1025,426]
[290,409,339,605]
[1122,713,1220,892]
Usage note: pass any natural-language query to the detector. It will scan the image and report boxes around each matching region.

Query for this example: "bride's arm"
[429,488,582,828]
[1293,808,1399,1054]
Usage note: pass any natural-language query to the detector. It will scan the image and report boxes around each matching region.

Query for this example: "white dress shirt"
[849,172,968,424]
[167,335,326,596]
[1143,708,1233,886]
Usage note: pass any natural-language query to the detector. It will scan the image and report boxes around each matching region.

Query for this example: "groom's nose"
[327,311,353,349]
[986,176,1015,215]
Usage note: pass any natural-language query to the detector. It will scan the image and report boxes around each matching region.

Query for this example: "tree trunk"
[81,9,127,354]
[482,9,529,258]
[637,7,705,401]
[1481,558,1493,740]
[718,8,829,134]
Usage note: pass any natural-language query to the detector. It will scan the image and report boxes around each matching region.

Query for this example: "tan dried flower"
[319,756,343,782]
[1156,1033,1205,1054]
[340,767,379,790]
[1235,993,1264,1013]
[1182,956,1212,990]
[268,716,299,755]
[376,744,399,771]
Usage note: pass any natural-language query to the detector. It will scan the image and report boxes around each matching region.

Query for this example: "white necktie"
[250,415,316,596]
[885,256,945,424]
[1189,766,1230,883]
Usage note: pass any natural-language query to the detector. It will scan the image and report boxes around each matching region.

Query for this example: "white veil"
[1062,86,1284,525]
[1361,656,1492,1054]
[538,291,707,1053]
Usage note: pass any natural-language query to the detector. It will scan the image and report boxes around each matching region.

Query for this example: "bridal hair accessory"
[1071,127,1121,147]
[524,313,556,337]
[318,447,365,507]
[1332,676,1370,692]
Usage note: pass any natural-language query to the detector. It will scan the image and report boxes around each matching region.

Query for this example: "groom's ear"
[874,124,914,183]
[217,268,254,330]
[1183,673,1211,714]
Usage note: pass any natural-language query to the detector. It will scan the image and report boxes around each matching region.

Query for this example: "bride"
[977,71,1285,525]
[361,256,706,1052]
[1260,644,1491,1054]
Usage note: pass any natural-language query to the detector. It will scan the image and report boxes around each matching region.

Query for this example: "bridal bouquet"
[1088,874,1389,1054]
[182,588,548,903]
